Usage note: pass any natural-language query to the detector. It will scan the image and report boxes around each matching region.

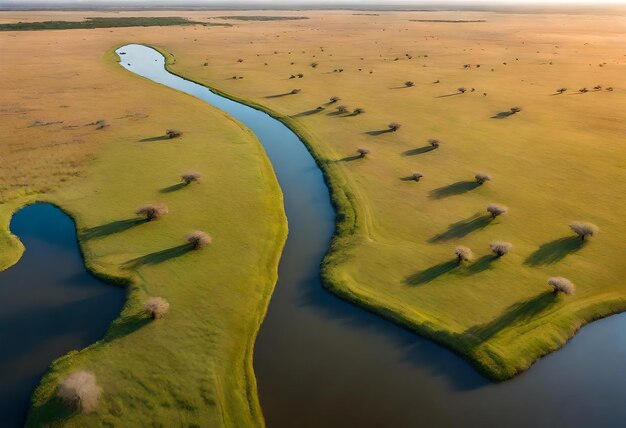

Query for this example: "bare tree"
[428,138,441,149]
[144,296,170,319]
[404,81,415,87]
[181,172,201,185]
[95,120,109,130]
[136,204,169,221]
[291,89,301,94]
[357,148,370,158]
[579,88,588,93]
[353,107,365,115]
[510,106,522,114]
[166,129,183,139]
[388,122,401,132]
[56,371,101,413]
[606,87,614,92]
[569,222,599,241]
[310,62,318,68]
[187,230,212,249]
[490,241,513,257]
[455,246,474,263]
[458,87,467,94]
[329,96,340,103]
[475,172,492,184]
[487,203,508,218]
[548,277,575,295]
[336,105,349,113]
[556,88,567,94]
[593,85,602,90]
[411,171,423,182]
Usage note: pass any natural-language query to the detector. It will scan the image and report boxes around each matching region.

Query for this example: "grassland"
[0,16,229,31]
[136,9,626,379]
[0,25,286,426]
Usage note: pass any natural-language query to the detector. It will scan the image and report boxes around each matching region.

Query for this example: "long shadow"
[339,155,363,162]
[435,93,462,98]
[464,292,557,343]
[291,108,324,117]
[525,236,585,266]
[102,312,151,344]
[402,146,435,156]
[400,175,419,182]
[265,92,295,99]
[491,111,514,119]
[139,135,170,142]
[81,218,146,240]
[461,255,495,275]
[405,260,458,285]
[366,129,392,136]
[429,213,491,243]
[326,110,347,117]
[429,181,480,199]
[160,182,186,193]
[125,243,193,267]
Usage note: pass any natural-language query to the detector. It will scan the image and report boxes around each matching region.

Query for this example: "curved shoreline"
[151,43,626,382]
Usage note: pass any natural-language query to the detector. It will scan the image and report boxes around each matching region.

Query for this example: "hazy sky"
[3,0,626,4]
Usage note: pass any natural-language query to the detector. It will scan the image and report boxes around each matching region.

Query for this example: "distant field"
[0,16,229,31]
[410,19,486,22]
[212,15,309,21]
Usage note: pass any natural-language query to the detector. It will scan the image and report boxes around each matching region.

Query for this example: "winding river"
[3,44,626,427]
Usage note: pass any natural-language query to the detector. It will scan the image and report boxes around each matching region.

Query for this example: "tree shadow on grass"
[338,155,364,162]
[462,255,496,275]
[525,236,585,266]
[400,175,419,181]
[402,146,435,156]
[429,181,480,199]
[435,92,462,98]
[429,214,492,243]
[366,129,392,136]
[491,111,514,119]
[291,108,324,117]
[464,292,557,343]
[125,244,193,268]
[139,135,170,142]
[103,312,151,344]
[160,182,186,193]
[265,92,296,99]
[81,218,146,240]
[405,260,458,285]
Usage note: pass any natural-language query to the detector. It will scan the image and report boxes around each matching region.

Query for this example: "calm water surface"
[12,43,616,428]
[0,204,125,427]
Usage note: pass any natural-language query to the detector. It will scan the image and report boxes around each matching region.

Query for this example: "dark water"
[116,44,626,428]
[0,204,125,427]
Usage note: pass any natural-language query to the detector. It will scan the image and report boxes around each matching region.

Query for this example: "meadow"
[0,7,625,426]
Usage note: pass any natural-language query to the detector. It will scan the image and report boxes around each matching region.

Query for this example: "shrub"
[569,222,599,240]
[606,87,614,91]
[490,241,512,257]
[428,138,441,148]
[458,87,467,93]
[356,148,370,158]
[144,296,170,319]
[56,371,101,413]
[475,172,491,184]
[95,119,108,130]
[487,203,508,218]
[353,107,365,115]
[388,122,401,132]
[557,88,567,93]
[510,106,522,113]
[136,204,168,221]
[237,58,244,63]
[166,129,183,139]
[411,171,423,182]
[329,96,340,103]
[310,62,318,68]
[336,105,349,113]
[579,88,588,93]
[297,73,304,78]
[548,277,575,295]
[593,84,602,90]
[187,230,212,249]
[404,81,415,87]
[455,246,474,263]
[291,89,301,94]
[181,171,201,185]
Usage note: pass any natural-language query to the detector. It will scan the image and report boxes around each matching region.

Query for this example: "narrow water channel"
[96,44,626,427]
[0,204,125,427]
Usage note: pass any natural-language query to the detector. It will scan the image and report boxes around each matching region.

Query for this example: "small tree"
[593,85,602,90]
[475,172,491,184]
[428,138,441,149]
[136,204,169,221]
[557,88,567,94]
[353,107,365,115]
[187,230,212,249]
[291,89,301,94]
[510,106,522,114]
[548,277,575,295]
[388,122,401,132]
[606,87,614,92]
[95,119,109,130]
[569,222,599,241]
[310,62,318,68]
[144,296,170,319]
[487,203,508,219]
[336,105,349,114]
[356,148,370,158]
[404,81,415,87]
[166,129,183,139]
[182,172,201,185]
[458,87,467,94]
[455,246,474,263]
[490,241,512,257]
[411,171,423,182]
[329,96,340,103]
[56,371,101,413]
[579,88,588,93]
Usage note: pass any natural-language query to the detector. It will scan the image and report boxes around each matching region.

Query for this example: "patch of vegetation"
[0,17,229,32]
[212,16,309,21]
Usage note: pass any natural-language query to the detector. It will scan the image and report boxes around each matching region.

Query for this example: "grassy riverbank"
[141,10,626,379]
[0,30,285,426]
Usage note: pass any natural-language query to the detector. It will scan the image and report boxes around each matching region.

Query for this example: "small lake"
[117,44,626,428]
[0,203,125,427]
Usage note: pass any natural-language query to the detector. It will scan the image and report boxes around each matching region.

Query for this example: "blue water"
[0,204,125,427]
